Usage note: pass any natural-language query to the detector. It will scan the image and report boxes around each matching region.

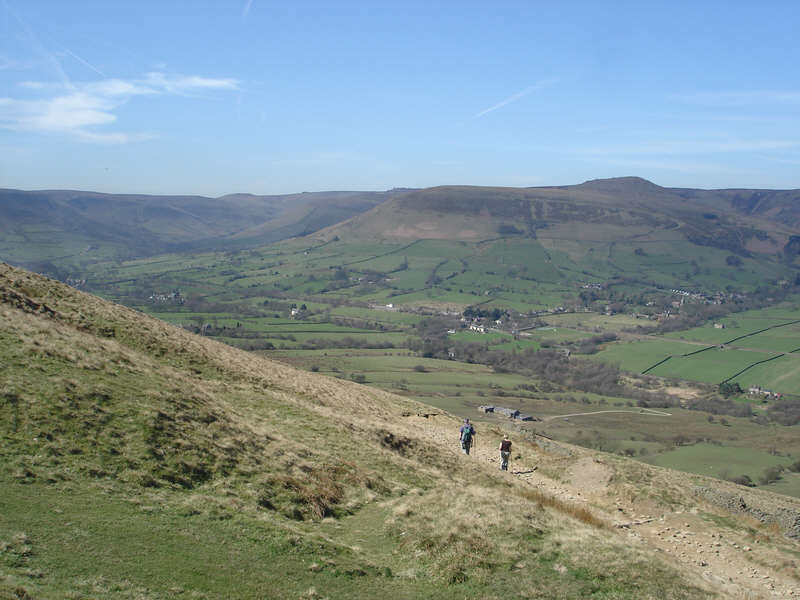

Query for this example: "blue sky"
[2,0,799,196]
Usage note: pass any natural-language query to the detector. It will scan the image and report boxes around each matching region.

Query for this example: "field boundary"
[720,319,800,346]
[642,355,672,374]
[681,345,717,357]
[342,240,422,266]
[720,353,785,384]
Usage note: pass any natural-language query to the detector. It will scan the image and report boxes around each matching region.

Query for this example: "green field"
[643,443,799,494]
[39,231,798,500]
[588,302,800,391]
[593,339,703,373]
[645,348,779,384]
[729,353,800,395]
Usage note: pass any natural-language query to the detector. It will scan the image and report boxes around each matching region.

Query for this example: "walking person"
[499,434,512,471]
[459,418,475,455]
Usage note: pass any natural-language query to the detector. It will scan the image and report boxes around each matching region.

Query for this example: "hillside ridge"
[319,178,799,256]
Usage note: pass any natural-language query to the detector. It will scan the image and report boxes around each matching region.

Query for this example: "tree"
[718,382,742,398]
[725,255,743,267]
[758,465,784,485]
[730,474,755,487]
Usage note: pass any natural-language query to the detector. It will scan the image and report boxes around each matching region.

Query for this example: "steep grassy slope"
[322,178,797,261]
[2,263,799,598]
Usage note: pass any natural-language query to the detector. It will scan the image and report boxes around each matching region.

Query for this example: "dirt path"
[416,415,800,599]
[543,408,672,421]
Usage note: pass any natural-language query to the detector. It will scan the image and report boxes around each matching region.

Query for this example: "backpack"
[462,425,473,444]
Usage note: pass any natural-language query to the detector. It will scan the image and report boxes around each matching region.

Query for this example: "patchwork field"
[590,303,800,393]
[16,230,795,500]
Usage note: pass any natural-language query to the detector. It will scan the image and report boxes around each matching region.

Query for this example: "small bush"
[730,474,755,487]
[758,466,784,485]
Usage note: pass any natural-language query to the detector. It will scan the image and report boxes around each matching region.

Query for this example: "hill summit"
[2,263,799,598]
[574,176,666,195]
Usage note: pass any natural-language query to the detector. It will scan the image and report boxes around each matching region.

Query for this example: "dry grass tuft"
[258,462,381,520]
[516,486,608,529]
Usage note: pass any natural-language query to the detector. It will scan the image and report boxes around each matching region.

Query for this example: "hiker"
[499,434,512,471]
[459,418,475,455]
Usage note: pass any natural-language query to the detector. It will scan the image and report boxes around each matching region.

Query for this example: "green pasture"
[272,351,535,406]
[434,258,462,279]
[664,303,800,345]
[329,306,423,325]
[347,254,409,272]
[540,312,643,332]
[729,353,800,395]
[761,472,800,498]
[479,239,563,282]
[258,331,408,349]
[446,270,521,292]
[526,327,609,344]
[381,268,431,290]
[592,339,705,373]
[605,240,787,291]
[643,443,793,484]
[383,288,476,306]
[736,322,800,352]
[474,294,550,312]
[449,330,509,343]
[646,348,779,384]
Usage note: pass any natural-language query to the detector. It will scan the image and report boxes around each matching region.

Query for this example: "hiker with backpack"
[499,434,512,471]
[459,418,475,455]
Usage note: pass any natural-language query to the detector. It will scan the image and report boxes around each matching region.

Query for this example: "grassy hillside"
[323,178,797,259]
[0,188,393,274]
[4,263,800,598]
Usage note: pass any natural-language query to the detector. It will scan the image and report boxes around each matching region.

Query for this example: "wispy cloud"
[3,0,73,89]
[0,72,239,143]
[598,157,754,176]
[61,47,106,78]
[754,154,800,166]
[581,138,799,156]
[0,55,47,71]
[673,90,800,106]
[242,0,254,22]
[473,79,556,119]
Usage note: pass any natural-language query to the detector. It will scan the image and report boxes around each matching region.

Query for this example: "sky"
[1,0,800,196]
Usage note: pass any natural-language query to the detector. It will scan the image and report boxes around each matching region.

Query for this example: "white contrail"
[62,47,106,78]
[473,79,556,119]
[242,0,253,21]
[2,0,73,89]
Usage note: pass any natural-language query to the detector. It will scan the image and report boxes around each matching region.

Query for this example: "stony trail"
[413,414,800,599]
